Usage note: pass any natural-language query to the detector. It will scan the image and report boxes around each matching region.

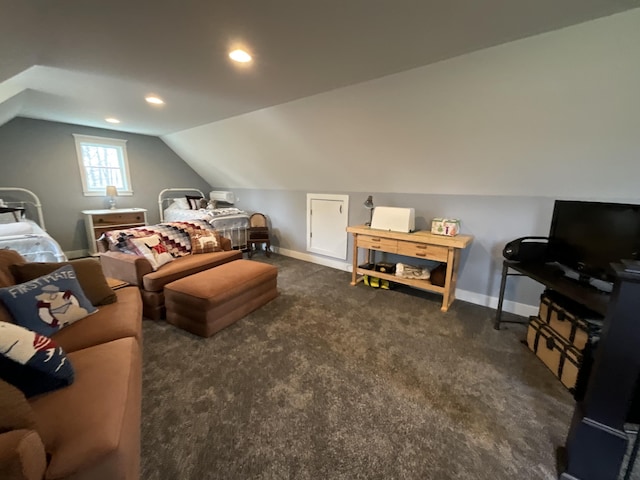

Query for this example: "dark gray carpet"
[140,254,578,479]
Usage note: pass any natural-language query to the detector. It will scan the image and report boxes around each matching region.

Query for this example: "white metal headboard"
[0,187,47,230]
[157,187,205,222]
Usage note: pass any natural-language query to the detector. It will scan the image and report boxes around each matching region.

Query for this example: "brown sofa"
[97,235,242,320]
[0,249,142,480]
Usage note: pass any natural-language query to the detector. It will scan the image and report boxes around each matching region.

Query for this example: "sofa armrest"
[0,381,44,479]
[220,236,231,251]
[0,430,47,480]
[99,252,153,287]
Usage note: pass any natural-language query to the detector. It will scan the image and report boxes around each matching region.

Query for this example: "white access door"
[307,193,349,260]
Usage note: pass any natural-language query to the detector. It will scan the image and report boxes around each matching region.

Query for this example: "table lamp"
[106,185,118,210]
[364,195,374,226]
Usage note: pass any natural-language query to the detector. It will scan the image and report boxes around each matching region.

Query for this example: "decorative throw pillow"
[206,199,218,210]
[11,258,117,306]
[190,231,221,254]
[0,322,74,398]
[186,195,204,210]
[127,234,174,270]
[0,265,97,337]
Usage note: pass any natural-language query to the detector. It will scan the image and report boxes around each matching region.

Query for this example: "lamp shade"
[105,185,118,197]
[363,195,374,209]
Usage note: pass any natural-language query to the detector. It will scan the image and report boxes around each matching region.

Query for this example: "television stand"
[552,262,614,294]
[494,260,611,330]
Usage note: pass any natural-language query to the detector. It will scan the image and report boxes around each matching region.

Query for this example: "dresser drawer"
[397,241,448,261]
[359,235,397,253]
[92,212,145,227]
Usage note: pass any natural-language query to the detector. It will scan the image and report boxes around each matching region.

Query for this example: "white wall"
[163,9,640,313]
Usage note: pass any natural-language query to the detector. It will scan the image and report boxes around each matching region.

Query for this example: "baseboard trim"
[273,247,536,317]
[273,247,352,272]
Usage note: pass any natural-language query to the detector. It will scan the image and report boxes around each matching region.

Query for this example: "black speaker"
[503,236,550,262]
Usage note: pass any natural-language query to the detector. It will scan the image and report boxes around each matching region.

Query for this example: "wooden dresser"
[346,225,473,311]
[82,208,147,256]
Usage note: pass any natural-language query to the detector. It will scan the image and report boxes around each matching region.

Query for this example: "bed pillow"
[0,322,74,398]
[0,264,97,337]
[186,195,204,210]
[172,197,190,210]
[0,222,33,236]
[127,234,174,270]
[10,258,117,306]
[190,231,222,254]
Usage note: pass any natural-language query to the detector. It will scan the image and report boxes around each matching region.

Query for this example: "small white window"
[73,134,133,196]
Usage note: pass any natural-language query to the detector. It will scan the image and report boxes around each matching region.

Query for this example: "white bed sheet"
[0,219,67,262]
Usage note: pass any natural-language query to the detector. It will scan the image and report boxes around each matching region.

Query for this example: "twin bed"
[158,188,250,250]
[0,187,249,263]
[0,187,67,262]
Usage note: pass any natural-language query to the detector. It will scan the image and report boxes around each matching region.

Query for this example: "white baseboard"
[273,247,352,272]
[272,247,536,318]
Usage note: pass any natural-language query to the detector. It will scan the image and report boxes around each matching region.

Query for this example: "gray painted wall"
[229,188,554,313]
[0,117,211,255]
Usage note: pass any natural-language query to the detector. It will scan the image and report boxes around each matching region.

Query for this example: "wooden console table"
[346,225,473,311]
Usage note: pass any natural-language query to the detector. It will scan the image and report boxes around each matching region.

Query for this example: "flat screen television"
[548,200,640,283]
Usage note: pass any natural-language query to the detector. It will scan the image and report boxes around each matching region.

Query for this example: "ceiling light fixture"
[229,49,252,63]
[105,117,120,124]
[145,95,164,105]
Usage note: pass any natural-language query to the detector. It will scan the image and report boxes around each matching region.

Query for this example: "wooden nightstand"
[82,208,148,256]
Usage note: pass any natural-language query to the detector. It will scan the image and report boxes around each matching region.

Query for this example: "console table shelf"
[346,225,473,311]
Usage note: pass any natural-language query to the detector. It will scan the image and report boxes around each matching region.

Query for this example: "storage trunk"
[527,316,582,391]
[538,290,603,350]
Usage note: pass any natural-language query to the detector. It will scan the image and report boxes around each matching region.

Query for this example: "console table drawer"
[397,241,448,261]
[359,235,397,252]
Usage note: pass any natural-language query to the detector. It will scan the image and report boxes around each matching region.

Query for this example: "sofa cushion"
[0,429,47,480]
[0,250,24,288]
[142,249,242,292]
[51,287,142,353]
[10,258,117,306]
[29,337,141,480]
[0,265,97,337]
[0,379,36,432]
[0,323,74,398]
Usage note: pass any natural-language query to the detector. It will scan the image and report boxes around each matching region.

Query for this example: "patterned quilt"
[104,220,216,257]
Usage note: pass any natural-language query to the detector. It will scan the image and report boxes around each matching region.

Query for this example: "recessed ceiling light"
[145,95,164,105]
[229,49,252,63]
[105,117,120,124]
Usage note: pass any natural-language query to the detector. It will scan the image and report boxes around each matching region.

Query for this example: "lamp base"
[108,198,117,210]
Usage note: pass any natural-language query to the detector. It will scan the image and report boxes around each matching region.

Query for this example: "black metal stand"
[560,265,640,479]
[494,261,610,330]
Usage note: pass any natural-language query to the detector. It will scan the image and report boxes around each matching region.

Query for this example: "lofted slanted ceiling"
[0,0,639,136]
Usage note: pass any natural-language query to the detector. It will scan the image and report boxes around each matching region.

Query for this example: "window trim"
[73,134,133,196]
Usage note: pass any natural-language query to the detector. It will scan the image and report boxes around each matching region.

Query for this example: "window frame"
[73,134,133,196]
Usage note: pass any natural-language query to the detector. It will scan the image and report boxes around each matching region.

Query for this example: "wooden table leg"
[350,233,358,285]
[441,247,456,311]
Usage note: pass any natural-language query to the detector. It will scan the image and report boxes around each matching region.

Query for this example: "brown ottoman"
[164,259,278,337]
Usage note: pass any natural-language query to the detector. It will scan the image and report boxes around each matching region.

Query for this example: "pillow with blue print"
[0,264,97,337]
[0,322,74,398]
